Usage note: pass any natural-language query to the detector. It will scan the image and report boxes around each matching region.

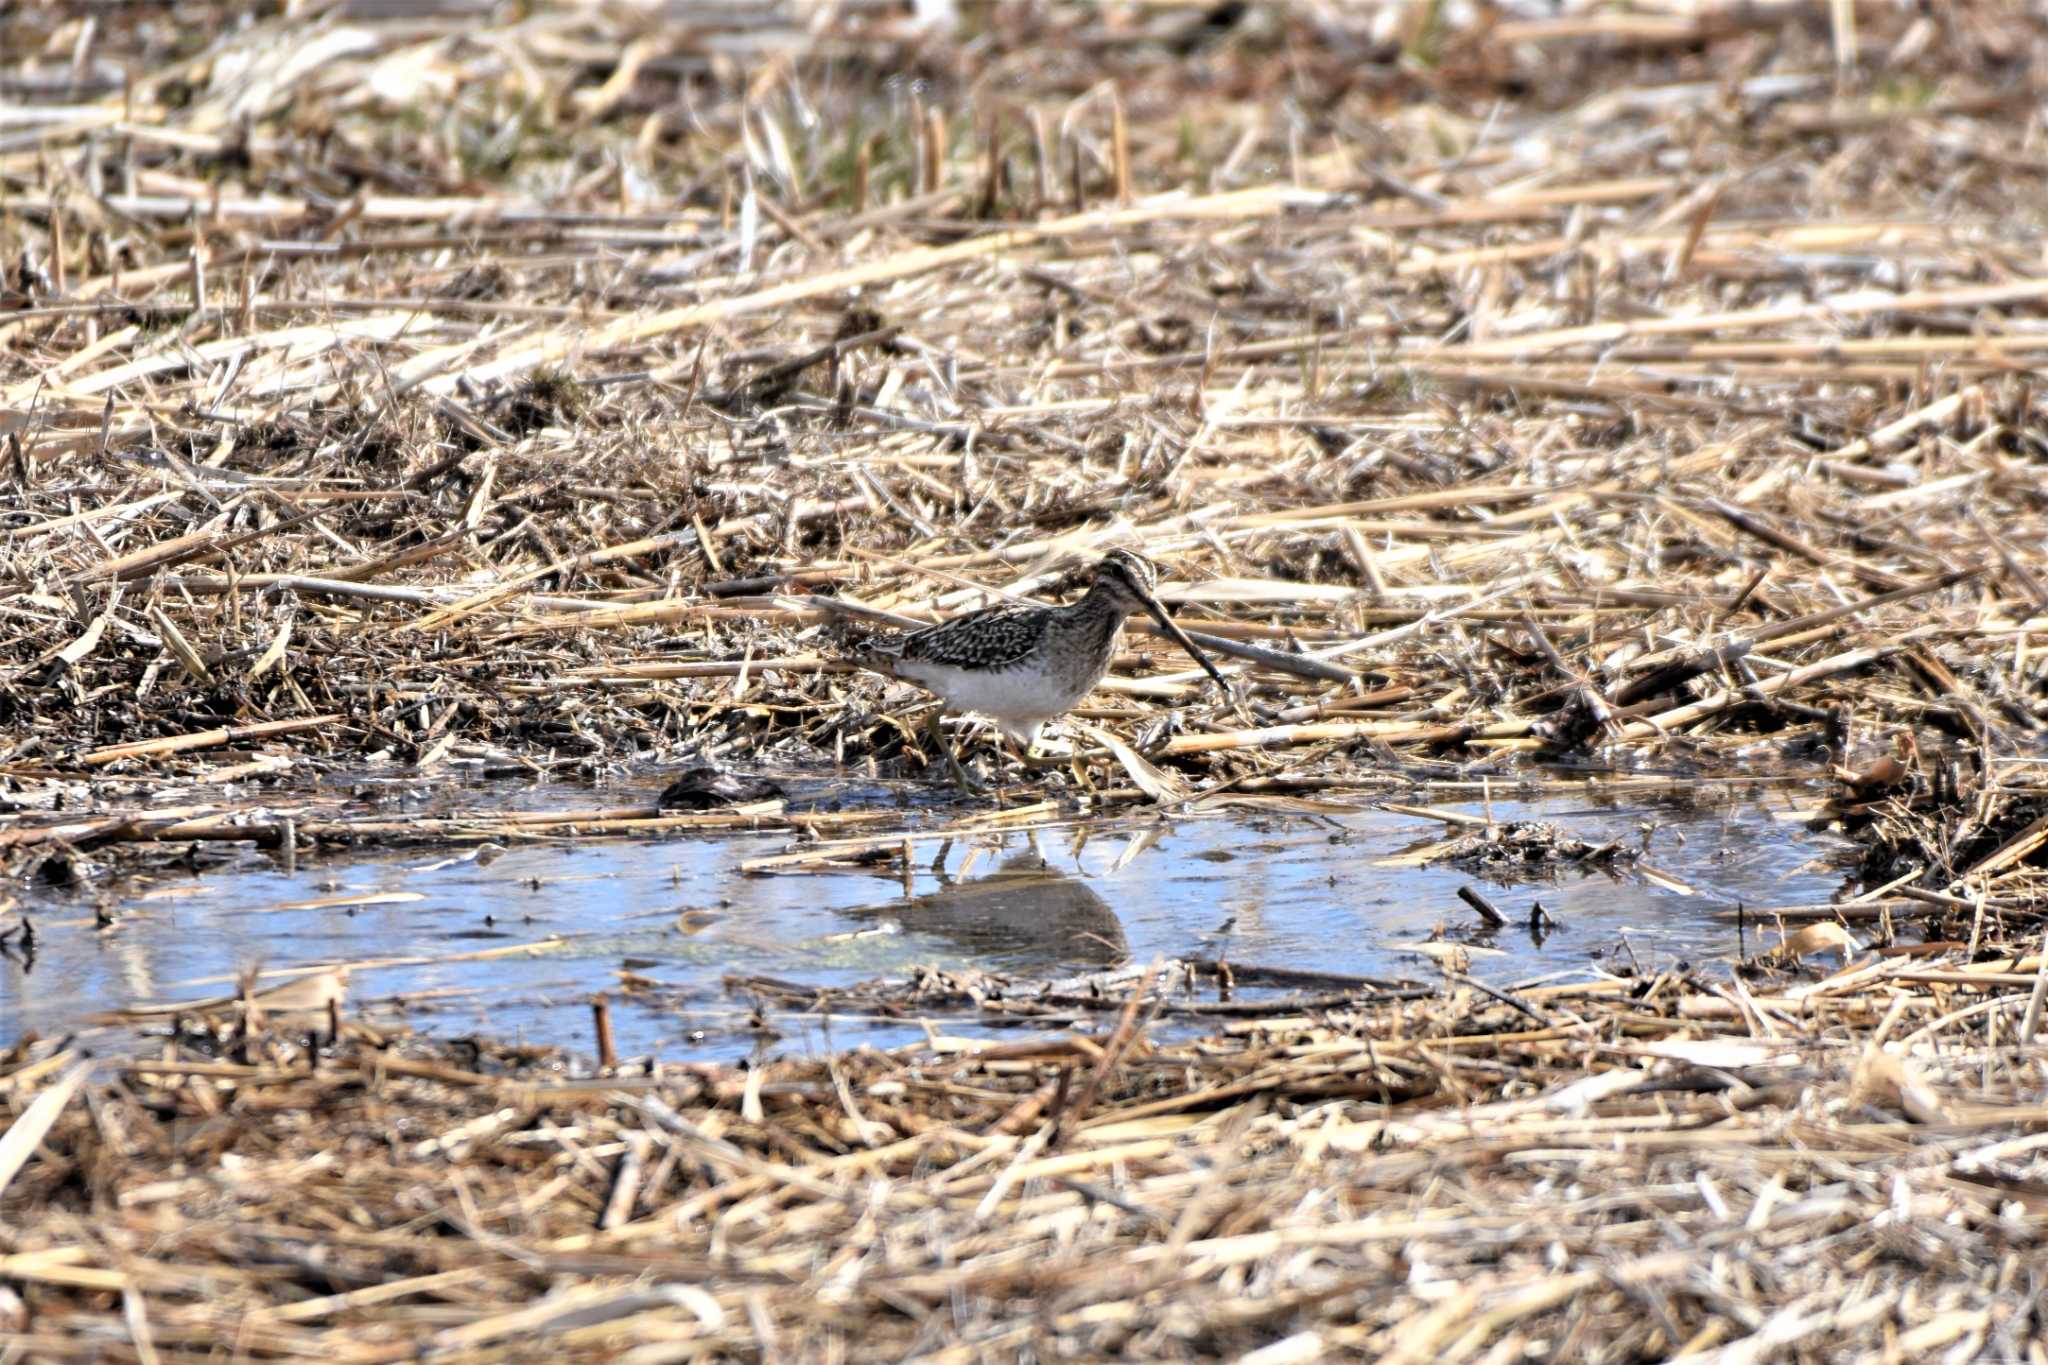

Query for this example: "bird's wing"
[894,605,1052,671]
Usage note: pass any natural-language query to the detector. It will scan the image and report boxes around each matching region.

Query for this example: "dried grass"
[7,0,2048,1356]
[6,957,2048,1360]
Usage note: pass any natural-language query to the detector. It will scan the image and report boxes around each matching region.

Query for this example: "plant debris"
[7,948,2048,1360]
[7,0,2048,1356]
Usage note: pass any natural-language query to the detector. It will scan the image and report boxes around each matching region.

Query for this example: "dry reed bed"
[1,2,2045,870]
[4,957,2048,1361]
[5,1,2048,1355]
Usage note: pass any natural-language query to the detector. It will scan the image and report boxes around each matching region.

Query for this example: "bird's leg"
[926,710,985,795]
[1013,726,1069,773]
[1017,738,1063,771]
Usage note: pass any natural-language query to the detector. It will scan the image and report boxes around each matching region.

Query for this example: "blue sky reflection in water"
[1,789,1852,1061]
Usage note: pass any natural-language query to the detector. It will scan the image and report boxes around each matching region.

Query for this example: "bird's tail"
[835,625,902,677]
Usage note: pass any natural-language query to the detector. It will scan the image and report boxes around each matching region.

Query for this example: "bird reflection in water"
[847,849,1128,972]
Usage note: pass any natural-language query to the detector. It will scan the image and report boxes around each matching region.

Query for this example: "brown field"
[5,1,2048,1359]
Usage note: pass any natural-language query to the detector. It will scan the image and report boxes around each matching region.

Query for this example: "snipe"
[852,550,1228,788]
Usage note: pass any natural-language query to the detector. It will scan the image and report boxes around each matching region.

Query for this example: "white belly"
[893,660,1087,745]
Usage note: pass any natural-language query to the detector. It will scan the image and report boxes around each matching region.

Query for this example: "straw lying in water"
[4,942,2047,1360]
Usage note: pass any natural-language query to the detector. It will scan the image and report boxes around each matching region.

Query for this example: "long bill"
[1136,592,1231,694]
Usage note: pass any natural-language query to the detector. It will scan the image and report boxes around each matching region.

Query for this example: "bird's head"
[1086,549,1230,693]
[1086,549,1162,610]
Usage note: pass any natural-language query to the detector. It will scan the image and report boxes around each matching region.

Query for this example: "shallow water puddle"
[1,783,1854,1060]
